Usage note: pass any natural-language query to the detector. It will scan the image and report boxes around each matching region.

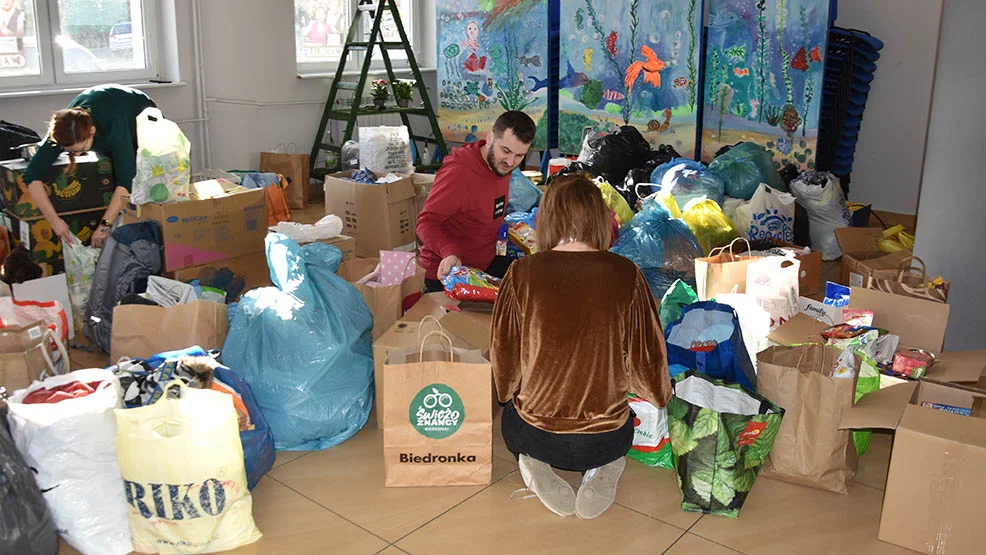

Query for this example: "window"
[295,0,416,71]
[0,0,158,90]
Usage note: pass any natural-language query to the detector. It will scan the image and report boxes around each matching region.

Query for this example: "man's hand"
[438,254,461,278]
[51,217,73,244]
[91,226,111,248]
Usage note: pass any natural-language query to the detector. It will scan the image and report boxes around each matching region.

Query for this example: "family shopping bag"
[694,238,756,301]
[115,381,262,553]
[665,301,757,390]
[6,369,133,555]
[667,371,784,518]
[132,107,191,205]
[383,332,493,487]
[757,345,860,494]
[627,395,672,469]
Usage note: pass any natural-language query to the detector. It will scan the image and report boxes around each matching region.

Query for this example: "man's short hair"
[492,111,536,145]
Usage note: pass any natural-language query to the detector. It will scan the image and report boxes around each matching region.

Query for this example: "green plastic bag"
[668,371,785,519]
[659,279,698,332]
[828,330,881,456]
[627,394,673,469]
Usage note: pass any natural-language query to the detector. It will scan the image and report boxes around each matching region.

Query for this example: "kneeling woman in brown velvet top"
[491,174,671,519]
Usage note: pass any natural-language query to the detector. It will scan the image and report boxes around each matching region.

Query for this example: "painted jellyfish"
[443,43,462,81]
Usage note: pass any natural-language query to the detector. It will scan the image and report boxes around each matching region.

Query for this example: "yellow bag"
[681,198,740,255]
[115,382,262,554]
[594,178,635,226]
[877,224,915,252]
[650,190,682,219]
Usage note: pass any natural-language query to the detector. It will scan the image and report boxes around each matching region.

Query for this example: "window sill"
[0,81,187,100]
[297,67,436,80]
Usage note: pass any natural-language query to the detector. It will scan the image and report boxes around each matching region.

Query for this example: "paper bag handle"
[895,256,927,284]
[38,328,70,380]
[273,142,298,154]
[417,315,445,344]
[708,237,751,261]
[419,330,454,362]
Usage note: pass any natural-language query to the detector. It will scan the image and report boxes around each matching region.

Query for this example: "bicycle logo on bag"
[409,384,464,439]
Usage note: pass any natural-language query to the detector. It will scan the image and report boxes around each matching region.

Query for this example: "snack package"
[508,222,537,255]
[842,309,874,327]
[832,348,858,379]
[891,349,936,379]
[442,266,502,303]
[496,223,509,256]
[823,282,851,307]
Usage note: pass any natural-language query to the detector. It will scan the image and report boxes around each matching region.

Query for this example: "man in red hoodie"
[418,111,537,292]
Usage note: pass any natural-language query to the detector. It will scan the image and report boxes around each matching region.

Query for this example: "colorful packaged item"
[442,266,501,303]
[891,349,936,379]
[842,309,874,327]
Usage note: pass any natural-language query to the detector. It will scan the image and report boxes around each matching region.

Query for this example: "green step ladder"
[308,0,448,177]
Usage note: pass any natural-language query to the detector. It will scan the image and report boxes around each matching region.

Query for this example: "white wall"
[836,0,943,215]
[912,0,986,351]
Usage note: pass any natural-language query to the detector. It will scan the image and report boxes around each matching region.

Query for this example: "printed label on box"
[849,272,864,288]
[19,220,29,248]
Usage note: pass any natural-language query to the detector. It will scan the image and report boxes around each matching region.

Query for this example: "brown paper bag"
[867,256,949,304]
[383,331,492,487]
[694,238,757,300]
[757,345,859,493]
[338,257,426,340]
[0,320,52,392]
[260,151,310,210]
[110,301,229,362]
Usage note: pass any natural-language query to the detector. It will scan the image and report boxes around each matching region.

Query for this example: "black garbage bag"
[793,200,811,247]
[0,121,41,162]
[618,145,682,207]
[579,126,652,186]
[0,403,59,555]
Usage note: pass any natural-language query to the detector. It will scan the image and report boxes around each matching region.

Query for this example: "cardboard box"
[266,228,356,262]
[371,319,473,429]
[841,379,986,554]
[122,188,267,272]
[834,227,913,287]
[166,250,270,301]
[0,152,115,219]
[401,292,493,354]
[323,171,416,257]
[402,291,455,322]
[2,208,100,276]
[924,351,986,386]
[337,257,426,339]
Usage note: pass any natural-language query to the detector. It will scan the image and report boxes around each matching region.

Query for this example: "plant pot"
[396,98,409,108]
[373,98,386,110]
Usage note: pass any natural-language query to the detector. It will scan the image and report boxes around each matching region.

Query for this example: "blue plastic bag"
[664,301,757,390]
[611,198,703,299]
[507,168,542,213]
[223,233,374,450]
[650,158,725,207]
[135,346,276,490]
[707,142,786,200]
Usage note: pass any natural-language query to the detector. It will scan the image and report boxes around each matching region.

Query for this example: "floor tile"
[615,458,703,530]
[692,476,916,555]
[273,450,311,469]
[269,425,512,542]
[665,533,742,554]
[376,547,410,554]
[855,431,893,491]
[68,347,109,370]
[396,477,686,555]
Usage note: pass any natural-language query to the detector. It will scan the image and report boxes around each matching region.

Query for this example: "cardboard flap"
[385,177,415,203]
[440,309,492,353]
[769,313,829,346]
[840,381,917,431]
[848,287,950,352]
[834,227,882,253]
[925,350,986,384]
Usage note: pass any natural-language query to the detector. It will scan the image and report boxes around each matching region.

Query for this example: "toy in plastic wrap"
[497,209,538,259]
[650,158,725,207]
[442,266,501,303]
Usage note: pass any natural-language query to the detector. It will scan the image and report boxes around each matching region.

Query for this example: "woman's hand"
[91,226,111,248]
[52,217,73,244]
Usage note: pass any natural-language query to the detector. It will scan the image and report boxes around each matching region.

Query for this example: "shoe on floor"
[575,457,626,519]
[517,453,576,517]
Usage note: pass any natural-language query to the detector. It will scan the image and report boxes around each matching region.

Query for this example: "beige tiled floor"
[58,410,914,555]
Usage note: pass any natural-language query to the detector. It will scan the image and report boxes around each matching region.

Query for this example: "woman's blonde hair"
[47,107,94,174]
[535,173,612,252]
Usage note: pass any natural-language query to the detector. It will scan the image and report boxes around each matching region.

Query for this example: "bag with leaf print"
[667,371,785,519]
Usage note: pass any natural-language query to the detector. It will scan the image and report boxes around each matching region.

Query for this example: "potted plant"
[393,80,414,108]
[370,79,389,109]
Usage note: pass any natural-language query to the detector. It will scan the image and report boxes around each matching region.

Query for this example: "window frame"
[0,0,161,93]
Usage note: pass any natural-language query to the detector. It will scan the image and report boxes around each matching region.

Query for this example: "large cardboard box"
[841,379,986,554]
[323,171,416,257]
[2,208,100,276]
[402,292,492,354]
[834,227,913,287]
[267,228,356,261]
[337,257,426,339]
[166,250,270,301]
[0,152,114,219]
[122,188,267,272]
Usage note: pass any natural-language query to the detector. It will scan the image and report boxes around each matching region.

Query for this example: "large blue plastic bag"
[650,158,725,207]
[664,301,757,390]
[611,198,703,299]
[507,168,542,213]
[223,233,374,450]
[708,142,787,200]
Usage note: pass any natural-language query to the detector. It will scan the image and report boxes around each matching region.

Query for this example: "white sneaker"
[575,457,626,519]
[516,454,576,517]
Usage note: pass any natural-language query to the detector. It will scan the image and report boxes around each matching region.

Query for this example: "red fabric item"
[610,210,620,247]
[417,141,511,280]
[23,381,105,404]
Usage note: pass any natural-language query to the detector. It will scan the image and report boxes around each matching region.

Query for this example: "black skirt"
[500,400,633,472]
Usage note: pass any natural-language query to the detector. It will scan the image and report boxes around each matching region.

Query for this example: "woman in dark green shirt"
[24,84,156,247]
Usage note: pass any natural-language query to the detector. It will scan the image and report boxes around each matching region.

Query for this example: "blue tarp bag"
[664,301,757,390]
[507,168,542,213]
[223,233,374,450]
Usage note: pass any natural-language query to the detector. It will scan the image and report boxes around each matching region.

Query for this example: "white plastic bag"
[7,369,133,555]
[789,172,851,260]
[722,196,750,234]
[746,184,796,243]
[271,214,344,243]
[746,256,800,330]
[714,293,772,371]
[115,381,262,554]
[132,107,192,205]
[62,235,100,335]
[358,125,413,175]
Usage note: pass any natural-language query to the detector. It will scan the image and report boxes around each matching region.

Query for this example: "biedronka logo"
[409,383,464,439]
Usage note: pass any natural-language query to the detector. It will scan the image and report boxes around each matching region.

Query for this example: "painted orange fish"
[809,45,822,63]
[625,45,666,95]
[791,47,808,71]
[733,67,750,77]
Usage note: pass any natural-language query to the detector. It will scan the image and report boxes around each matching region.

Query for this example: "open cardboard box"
[834,227,913,288]
[401,292,492,354]
[840,379,986,553]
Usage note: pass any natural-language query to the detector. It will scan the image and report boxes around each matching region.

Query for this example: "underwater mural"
[701,0,830,169]
[436,0,549,149]
[557,0,703,156]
